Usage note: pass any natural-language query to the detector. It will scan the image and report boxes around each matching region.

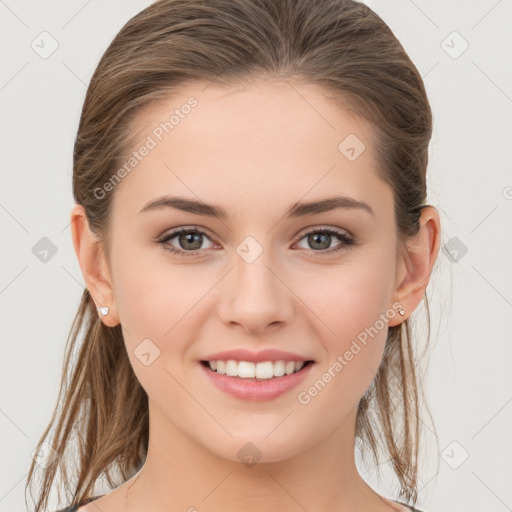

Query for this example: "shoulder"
[53,494,105,512]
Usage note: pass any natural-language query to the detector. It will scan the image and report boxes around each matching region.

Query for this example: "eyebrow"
[138,195,374,220]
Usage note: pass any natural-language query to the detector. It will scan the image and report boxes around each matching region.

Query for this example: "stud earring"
[398,307,405,316]
[99,306,109,316]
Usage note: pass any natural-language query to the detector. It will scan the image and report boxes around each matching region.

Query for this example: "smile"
[199,360,315,401]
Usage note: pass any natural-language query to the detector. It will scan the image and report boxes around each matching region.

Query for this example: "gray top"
[54,494,425,511]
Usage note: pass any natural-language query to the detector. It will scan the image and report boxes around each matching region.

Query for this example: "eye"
[155,226,354,259]
[294,227,354,256]
[156,227,216,258]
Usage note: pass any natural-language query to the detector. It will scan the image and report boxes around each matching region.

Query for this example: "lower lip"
[199,361,314,401]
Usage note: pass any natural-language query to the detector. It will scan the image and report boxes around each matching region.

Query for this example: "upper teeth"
[208,360,305,379]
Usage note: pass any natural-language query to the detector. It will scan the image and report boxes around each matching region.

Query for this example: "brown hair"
[25,0,439,509]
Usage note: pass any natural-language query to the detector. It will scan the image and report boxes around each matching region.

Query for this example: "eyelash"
[155,226,354,259]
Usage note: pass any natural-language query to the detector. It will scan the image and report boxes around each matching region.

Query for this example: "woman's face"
[104,78,406,463]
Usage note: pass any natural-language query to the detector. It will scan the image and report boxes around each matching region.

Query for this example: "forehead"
[133,78,371,149]
[111,78,393,221]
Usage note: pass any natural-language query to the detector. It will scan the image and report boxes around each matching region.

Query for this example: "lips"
[199,358,315,401]
[198,348,315,401]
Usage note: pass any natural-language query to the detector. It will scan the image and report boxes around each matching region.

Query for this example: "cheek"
[112,262,200,397]
[112,240,198,329]
[296,249,395,397]
[302,247,395,341]
[296,289,390,426]
[112,247,213,369]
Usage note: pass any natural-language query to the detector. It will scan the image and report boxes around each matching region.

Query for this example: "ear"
[388,206,441,327]
[70,204,120,327]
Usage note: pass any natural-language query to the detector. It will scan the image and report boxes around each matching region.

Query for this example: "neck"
[123,403,399,512]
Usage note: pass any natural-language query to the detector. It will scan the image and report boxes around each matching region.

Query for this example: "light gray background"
[1,1,511,511]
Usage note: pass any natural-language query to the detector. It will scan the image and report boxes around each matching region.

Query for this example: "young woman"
[25,0,441,511]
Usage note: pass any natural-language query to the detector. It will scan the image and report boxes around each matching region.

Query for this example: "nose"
[217,247,294,336]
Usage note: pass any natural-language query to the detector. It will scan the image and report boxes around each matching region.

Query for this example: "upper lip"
[201,348,313,364]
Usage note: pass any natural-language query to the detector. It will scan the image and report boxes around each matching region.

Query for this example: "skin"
[71,78,441,512]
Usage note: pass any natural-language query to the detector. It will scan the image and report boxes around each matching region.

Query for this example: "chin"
[203,432,310,466]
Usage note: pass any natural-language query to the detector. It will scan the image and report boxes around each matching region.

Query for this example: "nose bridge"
[218,236,293,332]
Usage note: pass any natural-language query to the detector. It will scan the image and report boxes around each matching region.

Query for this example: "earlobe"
[70,204,120,327]
[388,206,441,327]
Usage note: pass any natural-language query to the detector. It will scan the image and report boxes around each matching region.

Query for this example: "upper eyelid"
[159,226,217,243]
[295,225,352,239]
